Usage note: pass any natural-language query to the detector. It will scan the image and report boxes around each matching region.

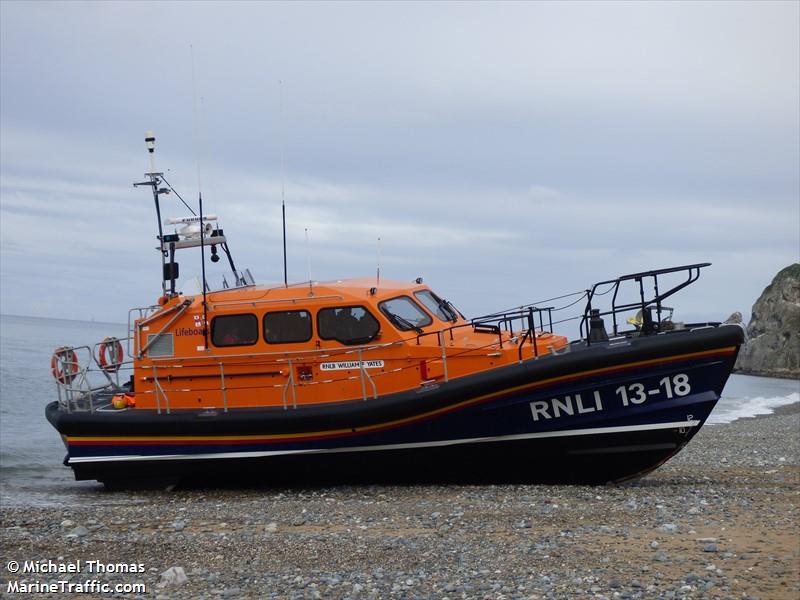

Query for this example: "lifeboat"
[45,134,745,488]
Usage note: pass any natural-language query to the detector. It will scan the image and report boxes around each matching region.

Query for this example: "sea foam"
[707,392,799,424]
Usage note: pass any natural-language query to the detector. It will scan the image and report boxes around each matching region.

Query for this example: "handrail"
[137,300,189,327]
[357,348,378,400]
[52,343,134,413]
[210,294,344,309]
[580,263,711,343]
[219,363,228,412]
[281,359,297,409]
[128,305,159,357]
[438,331,449,382]
[147,339,408,363]
[152,365,171,414]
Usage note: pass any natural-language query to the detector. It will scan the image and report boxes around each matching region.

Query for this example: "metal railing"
[579,263,712,344]
[53,338,134,413]
[66,265,719,414]
[127,306,561,410]
[128,306,159,357]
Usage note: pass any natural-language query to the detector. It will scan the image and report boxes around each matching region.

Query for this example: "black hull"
[82,425,698,489]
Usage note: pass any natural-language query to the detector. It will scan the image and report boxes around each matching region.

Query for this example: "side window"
[318,306,380,345]
[211,314,258,347]
[379,296,433,331]
[263,310,312,344]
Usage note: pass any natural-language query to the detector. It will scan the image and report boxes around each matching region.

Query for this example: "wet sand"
[2,403,798,599]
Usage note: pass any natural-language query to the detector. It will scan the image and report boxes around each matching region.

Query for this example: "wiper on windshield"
[440,299,458,322]
[383,310,423,334]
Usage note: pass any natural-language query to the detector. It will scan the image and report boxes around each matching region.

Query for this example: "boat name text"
[320,360,385,371]
[530,373,692,421]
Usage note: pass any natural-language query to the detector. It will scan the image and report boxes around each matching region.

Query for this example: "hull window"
[212,314,259,347]
[264,310,313,344]
[318,306,380,345]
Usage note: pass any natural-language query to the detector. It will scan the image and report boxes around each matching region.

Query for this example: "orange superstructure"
[132,278,568,411]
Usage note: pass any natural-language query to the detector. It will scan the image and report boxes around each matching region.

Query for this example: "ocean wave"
[708,392,800,424]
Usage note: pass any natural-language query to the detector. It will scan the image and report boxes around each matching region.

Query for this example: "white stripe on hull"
[69,420,700,465]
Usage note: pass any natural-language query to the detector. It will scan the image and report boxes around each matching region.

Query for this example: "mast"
[134,131,242,333]
[133,131,170,298]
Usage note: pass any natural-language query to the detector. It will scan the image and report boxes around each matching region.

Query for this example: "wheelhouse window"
[414,290,459,322]
[263,310,312,344]
[318,306,380,345]
[379,296,433,331]
[211,314,258,347]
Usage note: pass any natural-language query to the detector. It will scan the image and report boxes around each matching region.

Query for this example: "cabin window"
[317,306,380,345]
[379,296,433,331]
[263,310,312,344]
[211,314,258,347]
[414,290,459,322]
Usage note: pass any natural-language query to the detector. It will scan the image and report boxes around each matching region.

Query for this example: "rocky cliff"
[735,263,800,379]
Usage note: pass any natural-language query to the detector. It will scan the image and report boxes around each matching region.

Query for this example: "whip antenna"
[191,44,209,350]
[190,45,203,196]
[282,200,288,287]
[305,227,313,296]
[280,80,288,287]
[376,237,381,289]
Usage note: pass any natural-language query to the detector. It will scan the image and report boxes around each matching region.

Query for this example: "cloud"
[1,1,798,326]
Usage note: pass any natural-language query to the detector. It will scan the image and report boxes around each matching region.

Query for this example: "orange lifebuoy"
[51,347,79,384]
[98,337,124,372]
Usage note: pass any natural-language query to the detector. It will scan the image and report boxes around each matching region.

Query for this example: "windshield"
[379,296,433,331]
[414,290,458,322]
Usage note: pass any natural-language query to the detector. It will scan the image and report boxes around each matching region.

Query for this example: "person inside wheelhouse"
[318,306,380,345]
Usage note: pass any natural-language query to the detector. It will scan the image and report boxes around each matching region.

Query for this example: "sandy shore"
[2,404,798,600]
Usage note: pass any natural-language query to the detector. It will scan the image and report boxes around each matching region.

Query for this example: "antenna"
[145,130,156,174]
[191,44,209,350]
[376,237,382,289]
[190,45,203,197]
[282,201,288,287]
[305,227,313,296]
[280,79,288,287]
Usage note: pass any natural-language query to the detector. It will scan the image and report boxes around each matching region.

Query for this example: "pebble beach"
[2,403,798,600]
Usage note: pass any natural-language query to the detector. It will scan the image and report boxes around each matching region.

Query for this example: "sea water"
[1,314,798,505]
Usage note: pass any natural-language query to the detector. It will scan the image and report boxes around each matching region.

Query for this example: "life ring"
[51,347,79,384]
[98,337,124,372]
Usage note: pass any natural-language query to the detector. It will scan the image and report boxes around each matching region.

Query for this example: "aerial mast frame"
[133,131,171,298]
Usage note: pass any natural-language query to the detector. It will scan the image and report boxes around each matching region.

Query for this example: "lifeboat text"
[530,391,604,421]
[175,327,203,336]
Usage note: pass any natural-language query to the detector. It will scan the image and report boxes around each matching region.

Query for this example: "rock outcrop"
[735,263,800,379]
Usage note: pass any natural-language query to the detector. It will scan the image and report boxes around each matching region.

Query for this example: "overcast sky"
[1,1,798,332]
